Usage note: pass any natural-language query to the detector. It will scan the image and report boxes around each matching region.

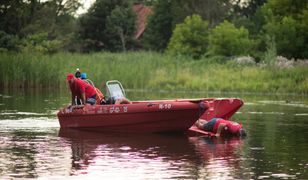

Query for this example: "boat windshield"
[106,80,126,99]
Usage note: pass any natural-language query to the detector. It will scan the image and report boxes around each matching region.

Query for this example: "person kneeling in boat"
[80,72,106,104]
[80,73,95,87]
[67,73,97,105]
[195,118,246,137]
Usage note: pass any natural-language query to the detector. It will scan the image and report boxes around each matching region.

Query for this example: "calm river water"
[0,90,307,179]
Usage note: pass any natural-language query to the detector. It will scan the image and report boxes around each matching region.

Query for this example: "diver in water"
[195,118,247,137]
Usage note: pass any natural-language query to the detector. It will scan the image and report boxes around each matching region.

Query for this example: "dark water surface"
[0,90,307,179]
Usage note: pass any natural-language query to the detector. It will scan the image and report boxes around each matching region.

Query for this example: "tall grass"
[0,52,307,94]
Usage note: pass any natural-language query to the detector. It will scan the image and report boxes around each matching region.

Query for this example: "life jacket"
[95,88,104,105]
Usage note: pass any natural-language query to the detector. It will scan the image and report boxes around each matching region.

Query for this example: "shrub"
[167,15,209,59]
[261,0,308,59]
[263,35,277,65]
[208,20,255,57]
[21,33,62,54]
[0,31,20,51]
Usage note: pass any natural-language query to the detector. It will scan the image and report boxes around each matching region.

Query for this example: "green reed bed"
[0,52,307,94]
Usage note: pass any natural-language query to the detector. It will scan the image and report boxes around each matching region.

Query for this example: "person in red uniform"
[195,118,246,137]
[67,73,97,105]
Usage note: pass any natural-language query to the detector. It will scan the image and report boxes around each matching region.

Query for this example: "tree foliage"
[105,5,136,51]
[262,0,308,58]
[0,0,30,35]
[230,0,267,36]
[21,32,62,54]
[78,0,136,52]
[208,20,255,57]
[0,31,20,51]
[0,0,308,60]
[142,0,173,51]
[0,0,79,53]
[232,0,267,18]
[171,0,232,28]
[143,0,232,52]
[167,15,209,59]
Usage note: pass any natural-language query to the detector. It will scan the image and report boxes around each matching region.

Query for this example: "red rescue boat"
[57,80,244,133]
[58,100,204,133]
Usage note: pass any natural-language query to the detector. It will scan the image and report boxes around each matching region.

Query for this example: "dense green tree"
[0,0,80,53]
[78,0,135,52]
[0,0,79,36]
[105,5,136,51]
[142,0,173,51]
[171,0,232,28]
[262,0,308,58]
[232,0,267,17]
[208,20,255,57]
[133,0,156,6]
[142,0,232,51]
[52,0,81,16]
[230,0,267,36]
[0,31,20,51]
[21,32,62,54]
[0,0,30,35]
[167,15,209,59]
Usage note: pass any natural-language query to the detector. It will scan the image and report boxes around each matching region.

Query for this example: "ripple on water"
[0,117,59,132]
[247,111,285,115]
[271,173,297,179]
[249,147,265,151]
[258,100,308,108]
[1,111,46,116]
[295,113,308,116]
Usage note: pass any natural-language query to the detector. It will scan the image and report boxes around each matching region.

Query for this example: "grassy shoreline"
[0,52,307,94]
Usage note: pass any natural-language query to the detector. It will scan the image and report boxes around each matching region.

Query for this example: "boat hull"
[58,101,202,133]
[57,98,244,133]
[200,98,243,120]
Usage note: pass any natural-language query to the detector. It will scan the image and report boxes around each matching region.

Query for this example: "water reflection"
[1,90,308,179]
[57,129,247,179]
[189,136,245,179]
[59,128,199,179]
[0,129,71,179]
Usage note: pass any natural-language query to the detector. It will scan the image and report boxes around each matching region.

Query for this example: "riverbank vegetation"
[1,0,307,58]
[0,0,307,95]
[0,52,307,94]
